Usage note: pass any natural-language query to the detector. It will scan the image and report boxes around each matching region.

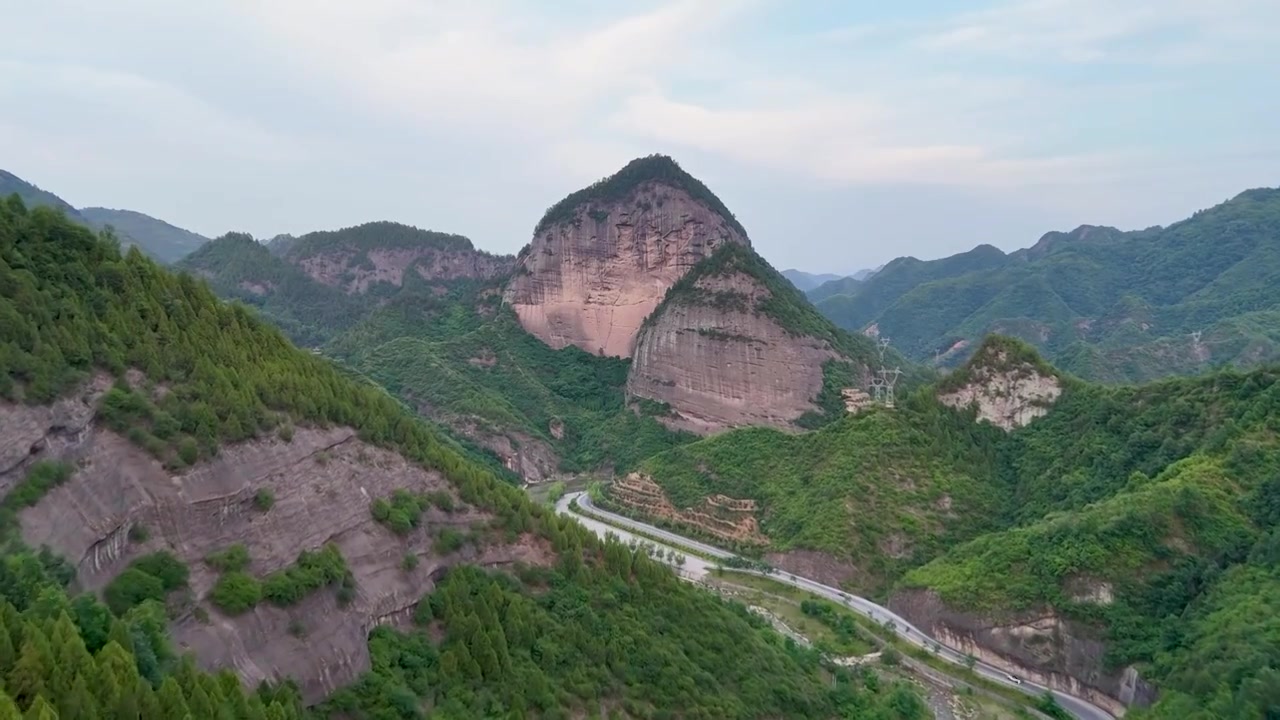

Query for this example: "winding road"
[555,491,1115,720]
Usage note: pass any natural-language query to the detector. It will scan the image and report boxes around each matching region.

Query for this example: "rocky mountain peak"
[936,335,1062,430]
[504,155,750,358]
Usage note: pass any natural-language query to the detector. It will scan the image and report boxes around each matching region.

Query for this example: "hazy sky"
[3,1,1277,274]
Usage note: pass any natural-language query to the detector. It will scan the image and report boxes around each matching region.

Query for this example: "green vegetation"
[633,334,1280,715]
[371,489,432,535]
[319,564,928,719]
[534,154,748,237]
[78,207,209,264]
[283,220,480,261]
[330,287,695,474]
[2,193,936,716]
[812,188,1280,383]
[205,544,250,573]
[253,488,274,512]
[636,397,1004,594]
[0,455,305,718]
[103,552,189,615]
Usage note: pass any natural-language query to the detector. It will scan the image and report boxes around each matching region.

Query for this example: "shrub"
[401,553,419,571]
[288,618,307,638]
[177,436,199,466]
[253,488,275,512]
[104,568,166,615]
[278,424,294,443]
[131,551,189,590]
[4,461,74,509]
[427,490,455,513]
[206,544,251,573]
[261,544,348,606]
[128,523,150,543]
[435,528,466,554]
[210,572,262,615]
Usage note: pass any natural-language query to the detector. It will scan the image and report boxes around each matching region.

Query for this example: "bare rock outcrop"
[504,172,749,358]
[937,340,1062,430]
[889,587,1158,714]
[5,385,552,704]
[627,270,843,434]
[286,222,515,295]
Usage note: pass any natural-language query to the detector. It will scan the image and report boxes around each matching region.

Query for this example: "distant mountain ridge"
[782,266,881,293]
[811,188,1280,383]
[1,168,208,263]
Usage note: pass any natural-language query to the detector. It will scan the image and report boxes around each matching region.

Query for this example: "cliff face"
[627,269,841,433]
[889,588,1157,714]
[286,221,515,295]
[2,376,551,704]
[504,158,749,358]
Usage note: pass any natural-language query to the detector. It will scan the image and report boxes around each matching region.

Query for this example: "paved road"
[557,492,1114,720]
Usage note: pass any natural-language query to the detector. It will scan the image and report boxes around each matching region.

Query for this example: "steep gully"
[555,492,1115,720]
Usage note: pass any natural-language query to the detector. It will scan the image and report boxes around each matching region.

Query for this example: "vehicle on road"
[1005,672,1023,685]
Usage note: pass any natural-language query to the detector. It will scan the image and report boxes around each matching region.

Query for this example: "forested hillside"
[813,188,1280,383]
[623,335,1280,717]
[79,207,209,264]
[2,195,931,717]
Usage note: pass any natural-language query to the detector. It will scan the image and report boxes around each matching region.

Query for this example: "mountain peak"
[534,154,746,237]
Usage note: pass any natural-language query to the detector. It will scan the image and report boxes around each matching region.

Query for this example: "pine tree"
[20,696,57,720]
[7,634,51,708]
[156,677,191,719]
[0,691,19,720]
[56,674,97,720]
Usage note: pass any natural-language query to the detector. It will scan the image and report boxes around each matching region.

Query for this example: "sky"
[2,0,1277,274]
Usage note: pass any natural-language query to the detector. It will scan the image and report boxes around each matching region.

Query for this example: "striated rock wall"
[627,272,840,433]
[889,588,1158,714]
[296,247,513,294]
[504,184,749,358]
[4,384,552,704]
[938,351,1061,430]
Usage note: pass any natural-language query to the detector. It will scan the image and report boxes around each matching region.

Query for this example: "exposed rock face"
[5,381,552,703]
[504,184,749,358]
[889,588,1158,714]
[938,349,1061,430]
[627,272,841,433]
[295,246,513,294]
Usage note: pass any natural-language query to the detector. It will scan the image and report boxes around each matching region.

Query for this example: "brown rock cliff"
[627,270,844,433]
[889,587,1157,714]
[3,378,552,704]
[504,183,748,358]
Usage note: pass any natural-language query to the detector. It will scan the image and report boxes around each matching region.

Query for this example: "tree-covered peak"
[938,334,1061,392]
[534,154,747,237]
[285,221,480,261]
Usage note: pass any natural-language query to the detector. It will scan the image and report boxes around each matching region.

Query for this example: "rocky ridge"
[286,221,514,294]
[2,375,552,703]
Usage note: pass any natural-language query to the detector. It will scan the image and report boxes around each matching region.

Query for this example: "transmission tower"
[877,367,903,408]
[1190,330,1203,344]
[878,337,892,363]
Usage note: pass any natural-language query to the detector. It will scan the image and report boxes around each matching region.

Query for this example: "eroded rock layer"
[3,378,551,703]
[627,271,839,433]
[889,588,1157,715]
[504,184,748,358]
